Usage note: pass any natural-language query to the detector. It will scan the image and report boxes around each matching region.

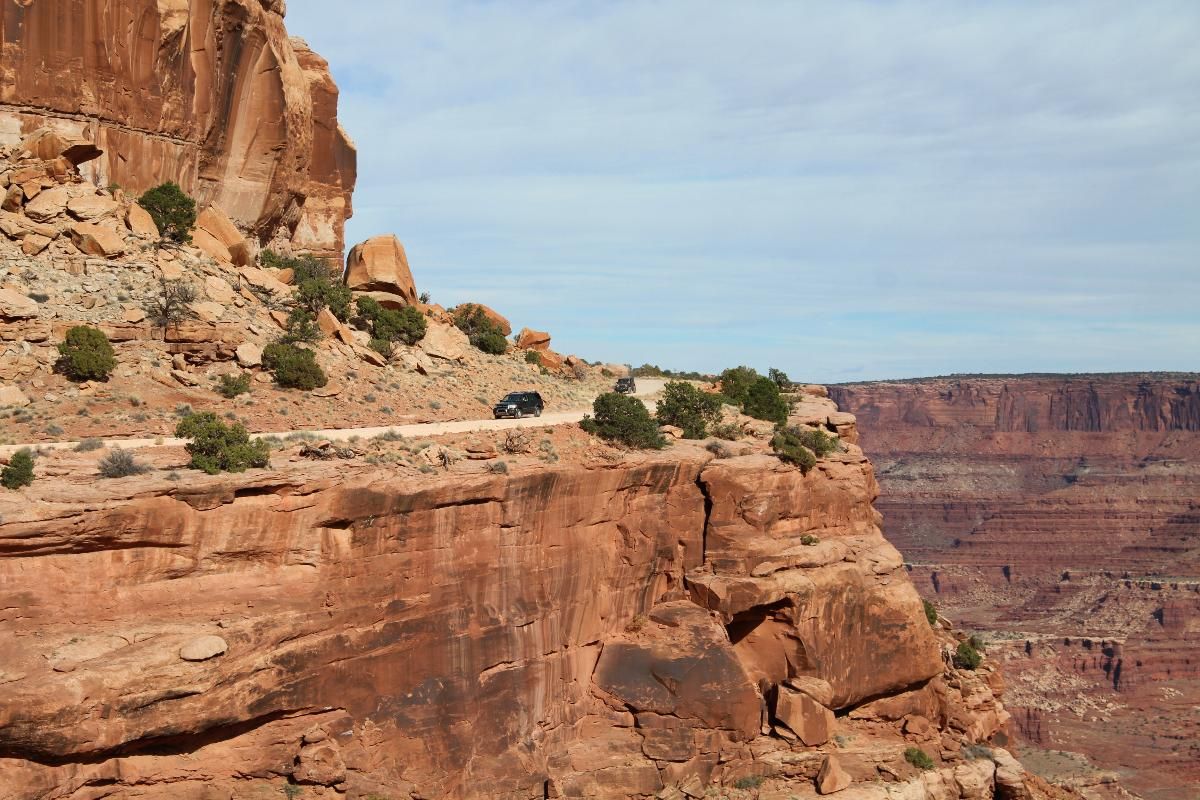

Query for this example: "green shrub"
[711,422,742,441]
[771,425,839,473]
[57,325,116,381]
[452,305,508,354]
[262,343,327,390]
[733,776,765,790]
[98,448,149,479]
[904,747,934,770]
[655,381,723,438]
[742,376,789,424]
[923,599,938,627]
[768,367,791,390]
[369,337,392,358]
[1,448,35,489]
[217,373,252,398]
[295,272,350,321]
[717,366,760,406]
[475,331,508,355]
[356,296,426,348]
[801,534,819,546]
[953,640,983,670]
[175,412,270,474]
[137,182,196,243]
[280,307,322,344]
[74,437,105,452]
[525,350,542,366]
[580,393,665,449]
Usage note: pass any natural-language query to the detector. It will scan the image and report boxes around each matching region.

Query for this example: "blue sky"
[284,1,1199,382]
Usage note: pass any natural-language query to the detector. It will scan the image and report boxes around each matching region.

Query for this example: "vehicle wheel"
[514,409,523,419]
[535,407,542,417]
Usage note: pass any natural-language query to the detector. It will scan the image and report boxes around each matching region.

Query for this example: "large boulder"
[344,235,417,303]
[0,288,39,321]
[69,222,126,258]
[515,327,551,351]
[126,203,159,238]
[0,385,31,408]
[774,685,835,745]
[66,195,119,221]
[23,186,70,222]
[192,205,251,266]
[418,322,469,361]
[0,211,57,241]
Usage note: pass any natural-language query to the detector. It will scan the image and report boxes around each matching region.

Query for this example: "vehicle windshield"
[501,393,524,402]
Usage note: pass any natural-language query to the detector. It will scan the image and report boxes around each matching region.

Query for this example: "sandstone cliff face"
[0,0,355,259]
[0,441,1017,799]
[829,376,1200,798]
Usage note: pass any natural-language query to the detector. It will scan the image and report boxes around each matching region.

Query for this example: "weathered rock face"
[344,234,417,301]
[0,437,999,799]
[829,375,1200,798]
[0,1,356,259]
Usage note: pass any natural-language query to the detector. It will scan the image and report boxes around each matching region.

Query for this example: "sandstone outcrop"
[830,375,1200,798]
[0,431,1032,798]
[344,234,417,301]
[0,1,356,259]
[455,302,513,336]
[516,327,552,351]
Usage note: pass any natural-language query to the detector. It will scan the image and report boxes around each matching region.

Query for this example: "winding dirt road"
[0,380,666,457]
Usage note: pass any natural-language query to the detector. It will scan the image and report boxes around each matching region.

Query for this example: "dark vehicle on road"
[493,391,545,419]
[614,377,637,394]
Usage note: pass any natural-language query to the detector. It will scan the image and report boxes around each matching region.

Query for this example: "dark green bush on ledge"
[57,325,117,382]
[581,393,665,450]
[1,449,35,489]
[175,412,270,475]
[904,747,934,770]
[953,640,983,670]
[262,343,327,390]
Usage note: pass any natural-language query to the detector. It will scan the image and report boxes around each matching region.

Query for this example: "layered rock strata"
[0,0,355,259]
[829,376,1200,798]
[0,435,1029,798]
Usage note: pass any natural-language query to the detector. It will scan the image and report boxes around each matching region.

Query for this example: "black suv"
[614,377,637,394]
[493,391,545,419]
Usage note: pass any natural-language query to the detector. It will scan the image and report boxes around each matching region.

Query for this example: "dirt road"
[0,379,666,457]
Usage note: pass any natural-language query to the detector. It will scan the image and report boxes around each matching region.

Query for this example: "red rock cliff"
[829,375,1200,797]
[0,0,355,259]
[0,441,1023,799]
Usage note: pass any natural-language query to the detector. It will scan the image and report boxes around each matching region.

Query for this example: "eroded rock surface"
[0,1,356,259]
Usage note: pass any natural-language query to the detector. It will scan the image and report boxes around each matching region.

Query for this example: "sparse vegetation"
[262,343,327,390]
[953,640,983,670]
[451,305,508,355]
[1,449,35,489]
[138,182,196,243]
[175,412,270,474]
[632,364,714,381]
[905,747,934,770]
[771,425,839,473]
[356,296,426,350]
[525,350,542,366]
[292,257,352,322]
[98,448,150,479]
[710,422,742,440]
[742,376,789,424]
[217,372,252,398]
[655,381,723,438]
[280,307,323,344]
[923,599,938,627]
[74,437,105,452]
[733,776,765,790]
[717,366,760,406]
[580,393,665,449]
[57,325,117,382]
[768,367,791,390]
[801,534,820,546]
[143,277,197,331]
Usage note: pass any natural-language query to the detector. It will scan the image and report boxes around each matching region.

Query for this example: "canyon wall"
[0,441,1023,799]
[0,0,355,259]
[830,376,1200,800]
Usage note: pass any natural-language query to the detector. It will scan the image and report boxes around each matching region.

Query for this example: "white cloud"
[285,0,1200,381]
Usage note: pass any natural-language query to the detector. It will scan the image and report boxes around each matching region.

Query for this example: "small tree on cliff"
[656,381,723,439]
[741,376,789,424]
[581,393,665,450]
[56,325,117,382]
[175,412,270,474]
[138,182,196,244]
[1,449,35,489]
